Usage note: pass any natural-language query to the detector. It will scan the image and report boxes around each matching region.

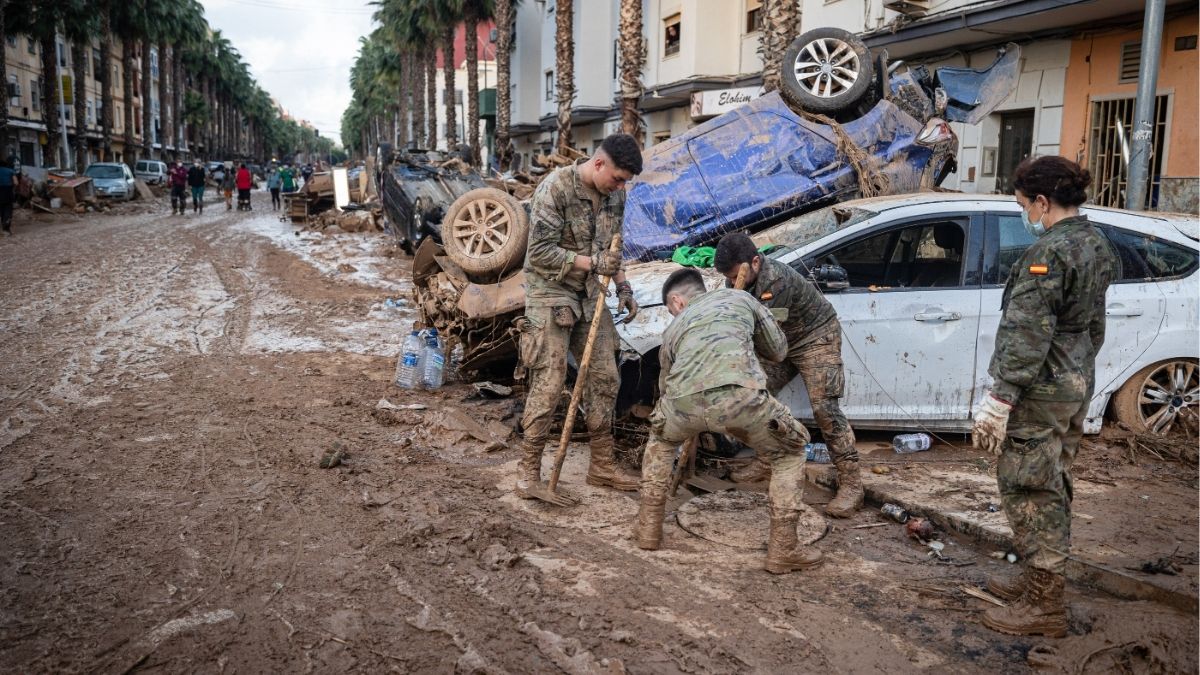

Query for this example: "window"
[1119,41,1140,83]
[87,100,95,125]
[544,70,554,101]
[613,39,619,80]
[745,0,763,33]
[93,49,102,79]
[1105,226,1198,281]
[1176,35,1198,51]
[1088,95,1168,209]
[993,214,1037,285]
[663,14,681,57]
[27,38,35,55]
[814,221,967,289]
[653,131,671,145]
[30,78,39,112]
[57,41,67,67]
[5,35,15,48]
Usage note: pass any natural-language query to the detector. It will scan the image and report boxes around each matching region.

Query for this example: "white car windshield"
[86,166,125,179]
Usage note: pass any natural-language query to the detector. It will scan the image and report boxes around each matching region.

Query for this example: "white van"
[134,159,168,185]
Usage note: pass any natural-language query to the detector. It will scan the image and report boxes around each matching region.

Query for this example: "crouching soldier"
[634,269,823,573]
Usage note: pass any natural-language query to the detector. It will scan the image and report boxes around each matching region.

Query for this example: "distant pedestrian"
[221,165,236,211]
[187,159,207,213]
[266,163,282,210]
[236,163,253,211]
[0,156,16,235]
[169,159,189,215]
[301,163,314,186]
[280,164,297,193]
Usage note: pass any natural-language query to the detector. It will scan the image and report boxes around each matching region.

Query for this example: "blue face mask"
[1021,201,1046,237]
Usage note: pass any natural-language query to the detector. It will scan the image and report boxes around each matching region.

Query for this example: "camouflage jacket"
[728,257,837,348]
[524,160,624,319]
[989,215,1119,404]
[659,288,788,399]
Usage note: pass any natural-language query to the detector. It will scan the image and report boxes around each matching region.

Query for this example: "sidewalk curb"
[809,467,1198,614]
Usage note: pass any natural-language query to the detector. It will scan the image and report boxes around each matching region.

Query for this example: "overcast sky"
[199,0,378,146]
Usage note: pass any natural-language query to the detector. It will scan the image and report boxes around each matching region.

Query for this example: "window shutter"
[1119,41,1141,83]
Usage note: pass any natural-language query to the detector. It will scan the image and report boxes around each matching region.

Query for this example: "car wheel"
[1111,359,1198,436]
[441,187,529,278]
[780,27,875,116]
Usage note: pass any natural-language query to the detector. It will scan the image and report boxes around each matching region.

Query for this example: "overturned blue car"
[623,28,1021,261]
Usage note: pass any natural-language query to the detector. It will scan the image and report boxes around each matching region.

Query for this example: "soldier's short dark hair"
[598,133,643,175]
[662,268,706,305]
[714,233,759,274]
[1013,156,1091,207]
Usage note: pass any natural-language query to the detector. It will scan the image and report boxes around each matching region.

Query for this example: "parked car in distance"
[134,159,168,185]
[614,194,1199,437]
[84,162,136,201]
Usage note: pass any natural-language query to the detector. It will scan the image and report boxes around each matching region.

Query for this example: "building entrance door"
[996,110,1034,194]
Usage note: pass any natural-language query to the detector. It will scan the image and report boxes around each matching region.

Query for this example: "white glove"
[972,393,1013,456]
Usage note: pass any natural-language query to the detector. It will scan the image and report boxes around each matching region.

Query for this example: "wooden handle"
[548,234,623,492]
[734,262,749,290]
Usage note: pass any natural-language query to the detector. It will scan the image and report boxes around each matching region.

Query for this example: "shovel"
[521,235,624,507]
[669,262,749,496]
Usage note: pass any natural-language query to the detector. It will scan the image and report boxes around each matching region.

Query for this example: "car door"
[979,209,1168,428]
[777,212,984,427]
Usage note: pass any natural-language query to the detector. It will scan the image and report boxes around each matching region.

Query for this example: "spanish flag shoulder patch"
[760,291,774,301]
[1029,264,1049,275]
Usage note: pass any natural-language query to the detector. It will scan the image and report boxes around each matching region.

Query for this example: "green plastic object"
[670,243,781,268]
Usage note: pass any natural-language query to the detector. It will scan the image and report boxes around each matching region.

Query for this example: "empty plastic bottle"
[421,328,445,390]
[805,442,830,464]
[394,330,423,389]
[893,432,932,454]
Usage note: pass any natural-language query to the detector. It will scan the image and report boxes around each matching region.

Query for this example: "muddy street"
[0,194,1195,674]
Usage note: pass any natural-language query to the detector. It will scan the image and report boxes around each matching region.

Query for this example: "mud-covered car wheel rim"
[793,37,861,99]
[1136,360,1198,434]
[450,196,513,259]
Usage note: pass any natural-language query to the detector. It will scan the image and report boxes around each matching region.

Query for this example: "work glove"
[615,281,638,324]
[972,393,1013,456]
[593,248,623,278]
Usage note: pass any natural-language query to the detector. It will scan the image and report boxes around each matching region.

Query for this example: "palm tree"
[760,0,799,94]
[0,0,9,157]
[99,1,114,159]
[460,0,493,166]
[109,2,146,166]
[553,0,573,153]
[618,0,645,144]
[493,0,516,170]
[435,1,458,152]
[174,1,207,158]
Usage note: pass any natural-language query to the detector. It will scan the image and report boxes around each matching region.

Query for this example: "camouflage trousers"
[764,318,857,463]
[518,304,619,444]
[642,385,811,512]
[998,394,1089,574]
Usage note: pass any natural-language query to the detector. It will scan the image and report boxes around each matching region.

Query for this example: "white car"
[616,194,1199,436]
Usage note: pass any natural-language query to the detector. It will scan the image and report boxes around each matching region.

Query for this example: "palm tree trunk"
[41,35,61,167]
[73,40,88,169]
[424,51,436,150]
[0,0,9,157]
[409,51,423,150]
[495,0,513,171]
[442,24,457,151]
[173,53,184,156]
[760,0,799,93]
[100,18,114,161]
[464,13,480,166]
[554,0,574,153]
[158,41,169,159]
[398,51,411,148]
[122,40,137,166]
[141,42,153,158]
[618,0,646,144]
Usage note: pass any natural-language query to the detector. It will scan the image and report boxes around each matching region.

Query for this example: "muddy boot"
[585,436,640,491]
[729,455,772,483]
[634,491,667,550]
[985,569,1028,602]
[765,509,824,574]
[513,437,543,499]
[825,458,864,518]
[982,568,1068,637]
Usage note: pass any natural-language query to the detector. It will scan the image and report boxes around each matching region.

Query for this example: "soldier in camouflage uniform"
[516,134,644,500]
[634,268,823,574]
[713,233,862,518]
[973,156,1119,637]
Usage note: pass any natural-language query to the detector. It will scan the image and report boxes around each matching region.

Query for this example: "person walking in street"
[300,162,314,187]
[266,163,282,210]
[280,164,298,194]
[169,159,189,215]
[220,164,236,211]
[236,163,253,211]
[972,156,1119,638]
[515,133,644,500]
[187,159,207,213]
[713,233,862,517]
[0,157,17,236]
[634,268,823,573]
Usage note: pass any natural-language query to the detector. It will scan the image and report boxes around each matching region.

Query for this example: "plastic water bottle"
[421,328,445,390]
[394,331,423,389]
[893,432,932,454]
[805,443,830,463]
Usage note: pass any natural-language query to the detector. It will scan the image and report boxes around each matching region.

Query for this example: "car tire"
[1111,358,1198,436]
[441,187,529,278]
[780,27,875,116]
